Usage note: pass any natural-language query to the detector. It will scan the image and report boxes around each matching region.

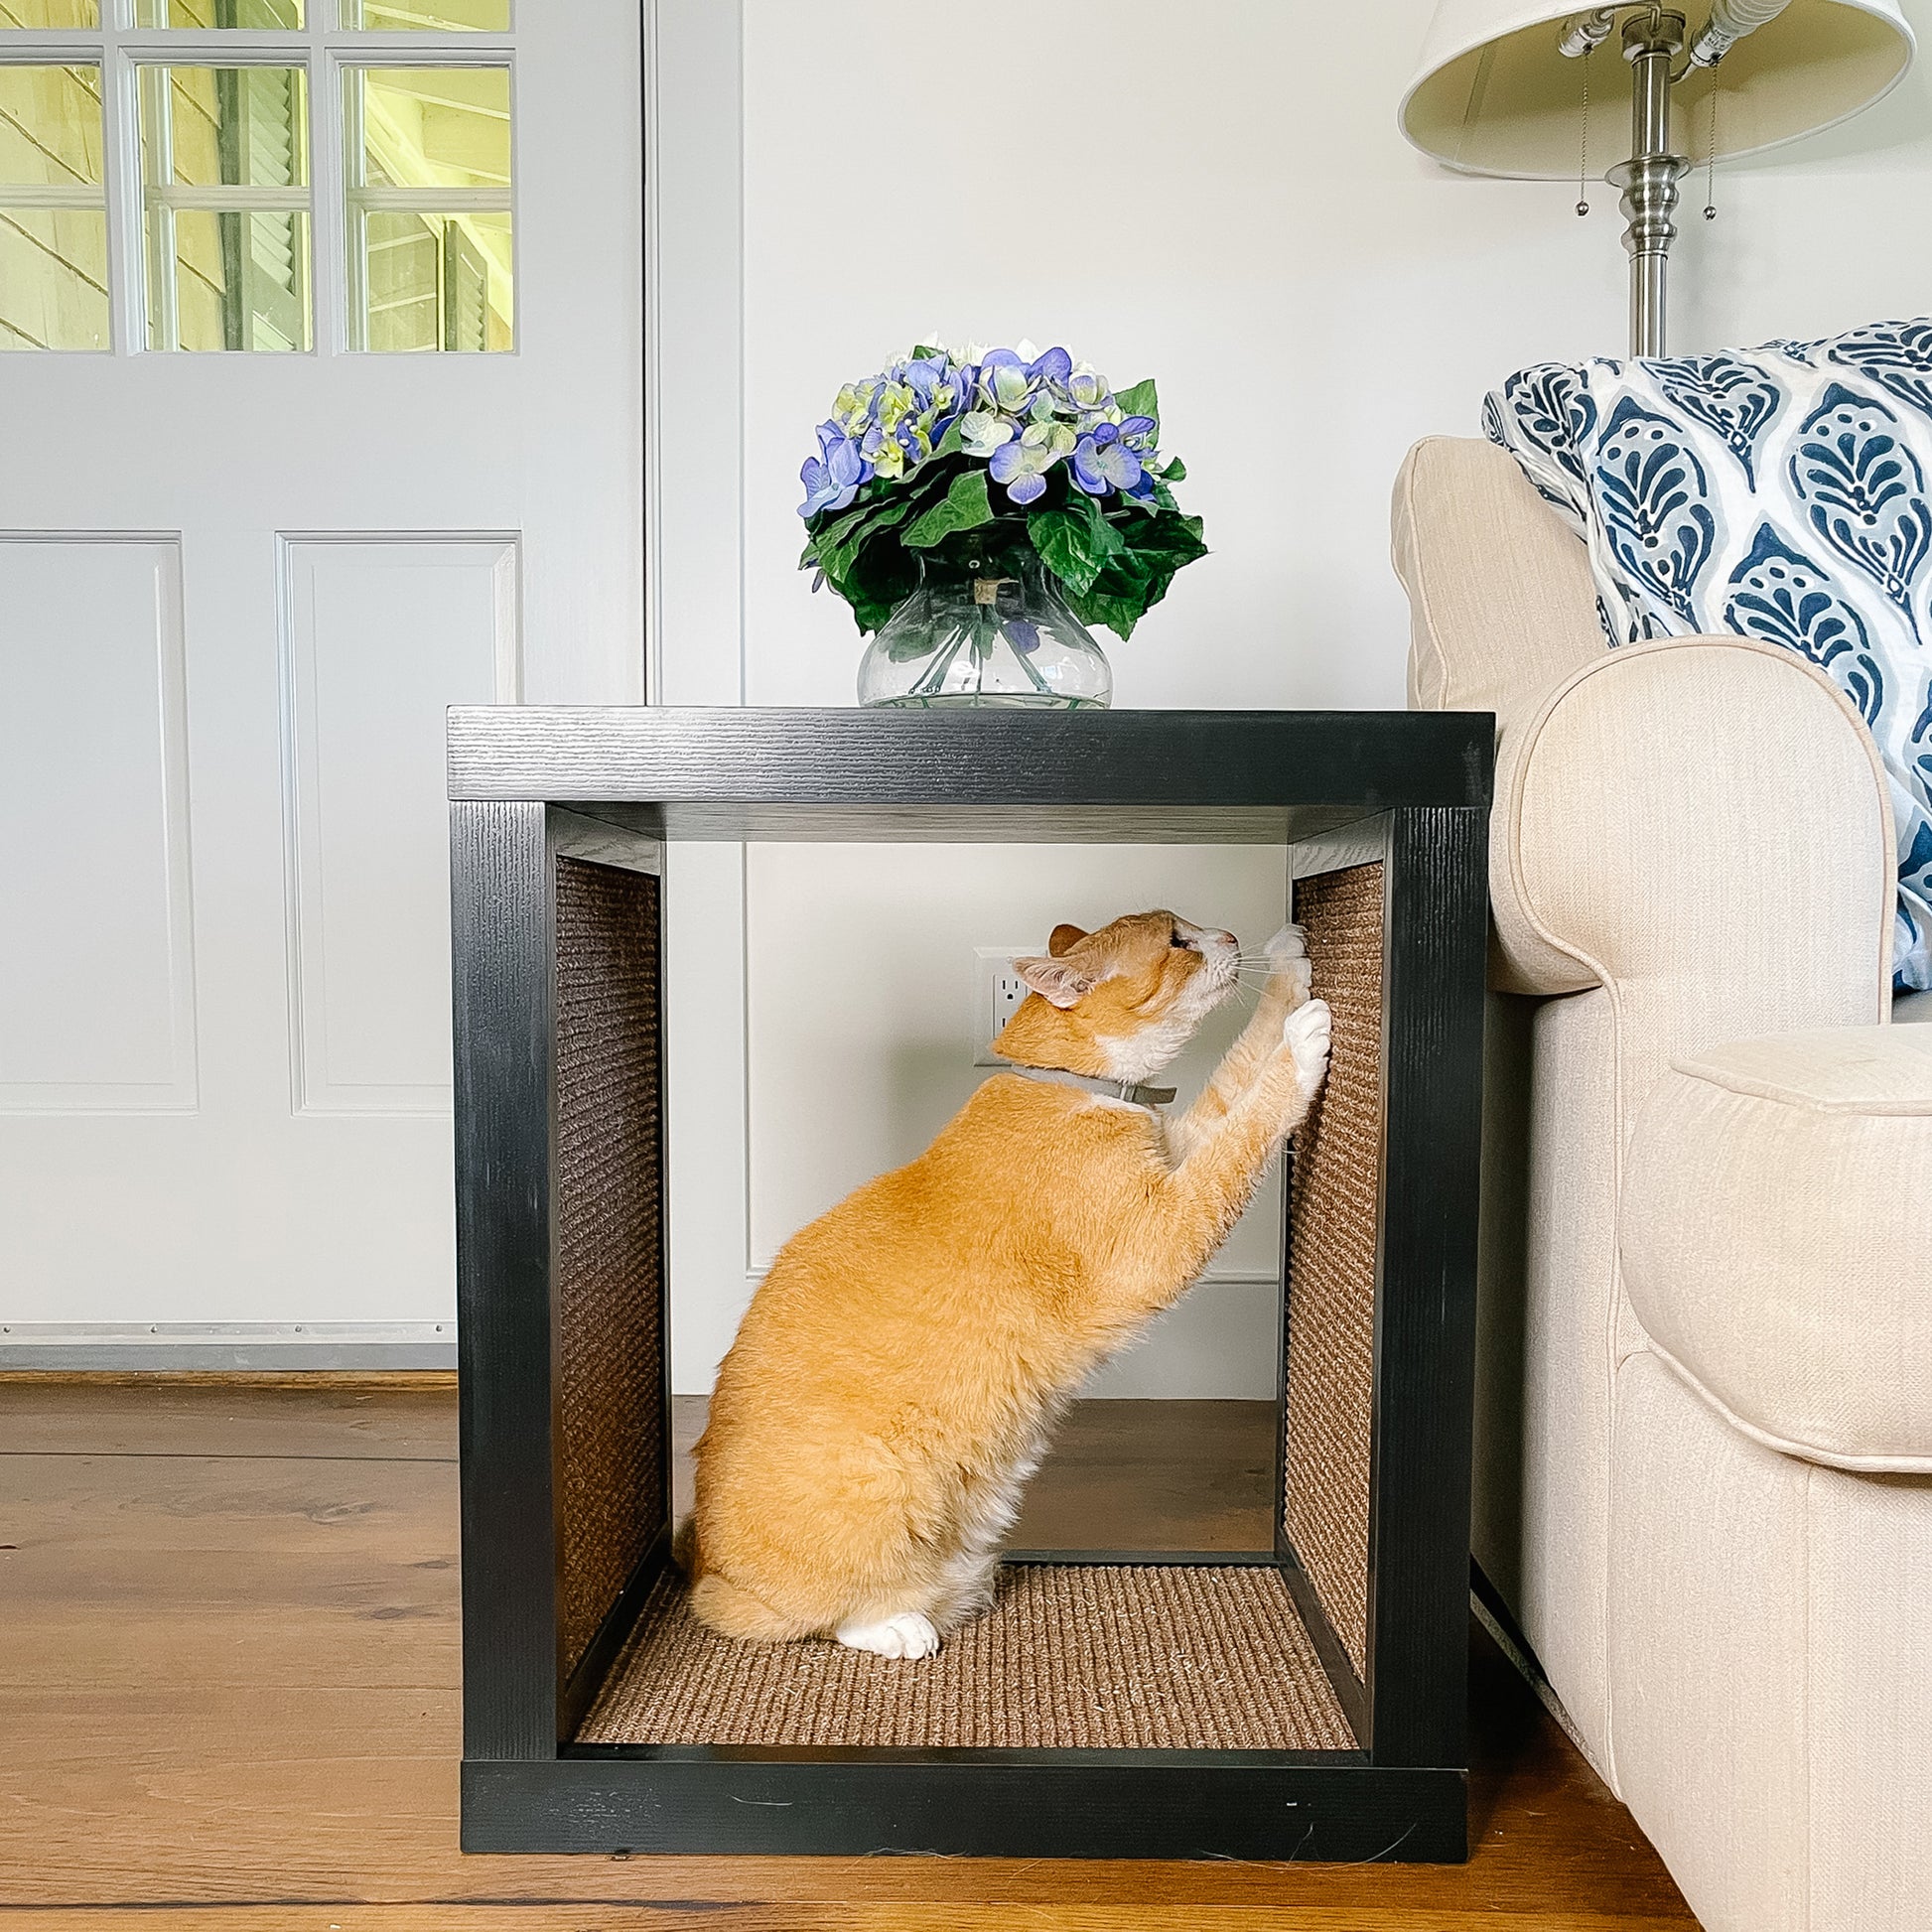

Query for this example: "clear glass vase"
[856,564,1113,710]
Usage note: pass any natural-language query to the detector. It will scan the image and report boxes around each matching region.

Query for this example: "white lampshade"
[1401,0,1915,179]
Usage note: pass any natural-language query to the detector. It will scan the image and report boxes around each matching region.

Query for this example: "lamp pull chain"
[1577,46,1591,215]
[1704,88,1720,218]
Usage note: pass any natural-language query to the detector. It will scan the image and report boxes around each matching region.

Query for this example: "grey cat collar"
[1001,1063,1176,1109]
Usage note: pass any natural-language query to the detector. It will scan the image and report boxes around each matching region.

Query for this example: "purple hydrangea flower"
[989,423,1070,504]
[1071,421,1145,497]
[901,352,949,405]
[798,421,866,517]
[1027,345,1073,386]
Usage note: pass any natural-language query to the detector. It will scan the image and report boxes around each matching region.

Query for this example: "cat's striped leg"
[1113,1000,1333,1312]
[1170,923,1312,1159]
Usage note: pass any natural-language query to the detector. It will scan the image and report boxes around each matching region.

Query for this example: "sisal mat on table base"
[1285,862,1383,1681]
[577,1563,1352,1751]
[554,856,665,1679]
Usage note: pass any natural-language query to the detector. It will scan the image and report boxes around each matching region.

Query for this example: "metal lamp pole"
[1607,11,1688,356]
[1561,1,1792,357]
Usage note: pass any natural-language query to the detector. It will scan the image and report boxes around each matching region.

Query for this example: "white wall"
[655,0,1932,1394]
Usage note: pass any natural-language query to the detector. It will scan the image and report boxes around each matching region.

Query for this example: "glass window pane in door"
[346,66,510,351]
[0,2,99,26]
[363,207,439,349]
[0,62,102,189]
[164,207,311,349]
[134,0,303,24]
[341,0,508,28]
[354,66,506,192]
[0,64,107,350]
[145,65,309,189]
[0,207,108,347]
[140,67,311,349]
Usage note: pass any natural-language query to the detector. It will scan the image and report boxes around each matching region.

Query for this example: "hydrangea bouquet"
[797,341,1206,641]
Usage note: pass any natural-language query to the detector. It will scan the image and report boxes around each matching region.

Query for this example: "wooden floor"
[0,1377,1700,1930]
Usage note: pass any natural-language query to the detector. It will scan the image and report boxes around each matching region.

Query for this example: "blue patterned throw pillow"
[1486,318,1932,993]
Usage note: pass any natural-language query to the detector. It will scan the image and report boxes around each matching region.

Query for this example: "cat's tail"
[687,1568,819,1644]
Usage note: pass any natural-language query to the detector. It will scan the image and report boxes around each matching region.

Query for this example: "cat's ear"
[1016,954,1097,1009]
[1047,923,1087,958]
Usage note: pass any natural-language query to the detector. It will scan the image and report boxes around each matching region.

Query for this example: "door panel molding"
[278,532,520,1116]
[0,533,198,1114]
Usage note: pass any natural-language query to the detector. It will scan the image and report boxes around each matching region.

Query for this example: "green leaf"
[1069,484,1126,555]
[1027,504,1118,596]
[1159,456,1186,483]
[902,469,995,547]
[811,496,922,584]
[1066,579,1145,640]
[1115,377,1160,428]
[1118,511,1207,573]
[933,417,965,460]
[803,485,895,562]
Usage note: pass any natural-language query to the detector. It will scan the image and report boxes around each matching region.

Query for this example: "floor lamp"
[1400,0,1916,356]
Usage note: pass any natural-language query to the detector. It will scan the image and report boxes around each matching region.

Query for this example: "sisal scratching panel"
[555,856,665,1678]
[1285,862,1383,1682]
[578,1564,1352,1751]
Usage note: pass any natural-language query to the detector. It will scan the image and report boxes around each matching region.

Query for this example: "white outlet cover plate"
[972,945,1041,1067]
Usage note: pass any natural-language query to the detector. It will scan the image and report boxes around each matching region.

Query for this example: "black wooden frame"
[451,706,1490,1863]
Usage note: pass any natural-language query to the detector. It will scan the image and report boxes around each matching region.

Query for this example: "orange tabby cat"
[686,909,1330,1660]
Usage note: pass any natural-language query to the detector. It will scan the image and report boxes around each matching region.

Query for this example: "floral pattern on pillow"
[1487,318,1932,993]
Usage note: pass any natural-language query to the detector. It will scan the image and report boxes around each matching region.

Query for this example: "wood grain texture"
[451,799,562,1761]
[678,1398,1276,1555]
[1366,807,1490,1771]
[445,706,1495,823]
[974,1397,1275,1555]
[0,1370,458,1391]
[0,1913,1703,1931]
[0,1382,456,1458]
[0,1382,1693,1924]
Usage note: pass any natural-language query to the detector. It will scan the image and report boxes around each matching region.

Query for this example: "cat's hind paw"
[836,1610,941,1661]
[1283,997,1332,1099]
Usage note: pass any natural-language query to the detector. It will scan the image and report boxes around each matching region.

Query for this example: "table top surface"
[447,707,1493,845]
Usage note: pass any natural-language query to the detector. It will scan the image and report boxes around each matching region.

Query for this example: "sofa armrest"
[1493,633,1894,1033]
[1620,1028,1932,1471]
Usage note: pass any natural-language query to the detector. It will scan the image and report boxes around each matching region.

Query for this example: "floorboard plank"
[1,1453,458,1690]
[0,1384,456,1459]
[0,1381,1696,1926]
[0,1912,1705,1931]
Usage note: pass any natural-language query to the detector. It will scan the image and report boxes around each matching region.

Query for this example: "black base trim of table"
[462,1753,1468,1862]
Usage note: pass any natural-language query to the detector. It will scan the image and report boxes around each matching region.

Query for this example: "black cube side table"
[449,706,1492,1863]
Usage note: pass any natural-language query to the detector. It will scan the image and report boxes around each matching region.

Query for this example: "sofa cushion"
[1484,320,1932,995]
[1392,436,1605,725]
[1620,1027,1932,1471]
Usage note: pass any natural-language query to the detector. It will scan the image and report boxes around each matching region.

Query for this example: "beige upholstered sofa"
[1393,437,1932,1932]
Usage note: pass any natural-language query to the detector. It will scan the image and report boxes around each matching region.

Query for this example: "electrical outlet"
[972,945,1040,1067]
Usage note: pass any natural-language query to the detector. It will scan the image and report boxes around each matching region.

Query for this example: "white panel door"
[0,5,640,1325]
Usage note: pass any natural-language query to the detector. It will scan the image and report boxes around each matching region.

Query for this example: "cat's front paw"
[1283,997,1332,1099]
[836,1610,940,1661]
[1264,921,1307,969]
[1264,922,1313,1005]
